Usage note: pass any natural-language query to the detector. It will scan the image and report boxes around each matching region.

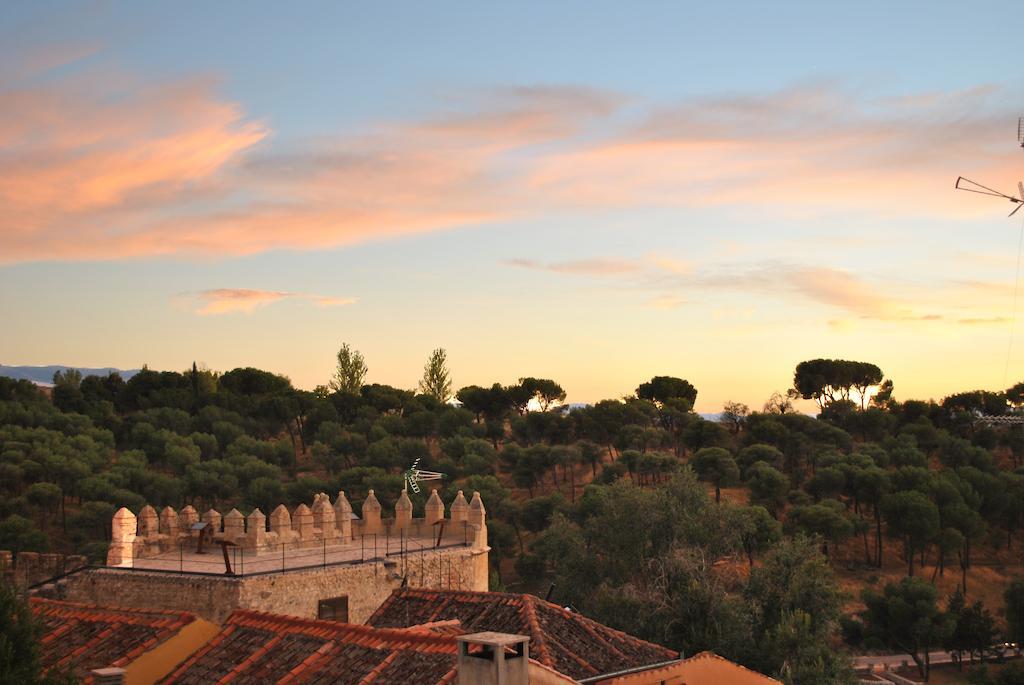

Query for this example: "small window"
[317,596,349,622]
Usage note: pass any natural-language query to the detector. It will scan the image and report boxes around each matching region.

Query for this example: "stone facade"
[77,489,490,624]
[0,551,87,589]
[63,543,487,624]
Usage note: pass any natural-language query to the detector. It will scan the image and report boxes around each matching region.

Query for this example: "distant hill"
[0,365,141,387]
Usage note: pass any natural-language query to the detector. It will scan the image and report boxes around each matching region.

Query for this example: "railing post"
[179,541,183,573]
[322,538,326,568]
[281,542,285,572]
[360,534,364,563]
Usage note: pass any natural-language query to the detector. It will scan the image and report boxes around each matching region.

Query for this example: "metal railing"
[123,523,473,578]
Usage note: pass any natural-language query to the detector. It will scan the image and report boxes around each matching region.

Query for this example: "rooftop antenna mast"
[954,118,1024,216]
[955,117,1024,418]
[954,177,1024,217]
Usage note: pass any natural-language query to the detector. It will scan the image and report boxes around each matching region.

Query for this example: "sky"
[1,1,1024,412]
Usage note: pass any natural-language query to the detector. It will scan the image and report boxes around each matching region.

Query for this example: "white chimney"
[456,632,530,685]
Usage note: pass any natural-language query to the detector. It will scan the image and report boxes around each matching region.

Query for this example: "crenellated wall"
[0,551,87,589]
[107,488,488,567]
[71,488,490,624]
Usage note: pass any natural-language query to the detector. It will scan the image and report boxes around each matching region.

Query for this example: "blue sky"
[1,1,1023,410]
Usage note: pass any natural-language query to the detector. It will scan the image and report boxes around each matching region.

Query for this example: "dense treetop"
[4,351,1024,683]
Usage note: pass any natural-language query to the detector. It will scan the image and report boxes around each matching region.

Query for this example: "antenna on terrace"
[954,176,1024,217]
[403,458,446,493]
[1018,116,1024,149]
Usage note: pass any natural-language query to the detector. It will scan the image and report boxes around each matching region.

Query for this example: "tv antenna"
[955,117,1024,390]
[954,177,1024,217]
[403,458,446,493]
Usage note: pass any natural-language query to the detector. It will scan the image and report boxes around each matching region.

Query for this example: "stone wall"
[0,550,87,589]
[62,544,488,624]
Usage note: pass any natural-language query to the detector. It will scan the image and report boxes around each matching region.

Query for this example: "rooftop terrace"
[107,488,486,577]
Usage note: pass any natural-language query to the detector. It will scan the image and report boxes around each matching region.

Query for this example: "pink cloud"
[192,289,355,315]
[527,83,1022,217]
[2,71,1020,265]
[505,257,644,276]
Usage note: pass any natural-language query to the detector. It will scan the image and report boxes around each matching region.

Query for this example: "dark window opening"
[462,643,496,661]
[317,596,349,622]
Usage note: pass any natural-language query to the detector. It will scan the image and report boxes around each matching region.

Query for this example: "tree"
[691,448,739,503]
[944,591,997,669]
[942,390,1008,417]
[636,376,697,407]
[746,463,790,517]
[51,368,85,413]
[745,537,854,684]
[851,362,885,410]
[861,577,954,681]
[787,500,854,557]
[881,490,940,577]
[418,348,453,402]
[854,466,891,567]
[0,516,48,556]
[871,379,895,409]
[456,384,511,423]
[732,505,782,566]
[720,402,749,434]
[1005,579,1024,645]
[736,444,785,478]
[763,391,795,415]
[519,378,566,412]
[25,483,62,528]
[329,343,368,394]
[0,580,73,684]
[792,359,883,410]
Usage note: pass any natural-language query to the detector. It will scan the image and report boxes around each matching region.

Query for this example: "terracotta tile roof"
[367,588,679,680]
[404,619,466,637]
[596,651,782,685]
[30,598,196,683]
[159,609,460,684]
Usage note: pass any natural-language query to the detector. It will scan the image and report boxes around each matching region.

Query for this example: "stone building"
[57,489,489,624]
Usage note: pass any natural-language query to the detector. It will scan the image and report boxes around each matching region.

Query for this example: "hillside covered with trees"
[2,349,1024,683]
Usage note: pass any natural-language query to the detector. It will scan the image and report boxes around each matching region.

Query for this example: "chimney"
[91,667,126,685]
[456,632,530,685]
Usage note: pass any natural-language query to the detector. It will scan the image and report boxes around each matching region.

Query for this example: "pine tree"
[419,348,452,402]
[329,343,368,394]
[0,580,73,684]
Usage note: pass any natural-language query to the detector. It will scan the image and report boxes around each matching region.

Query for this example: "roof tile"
[367,588,678,681]
[30,598,196,683]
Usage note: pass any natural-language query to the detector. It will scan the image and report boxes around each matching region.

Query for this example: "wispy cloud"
[528,83,1020,216]
[190,289,355,315]
[644,295,687,310]
[1,55,1019,265]
[957,316,1011,325]
[504,257,644,276]
[504,254,969,324]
